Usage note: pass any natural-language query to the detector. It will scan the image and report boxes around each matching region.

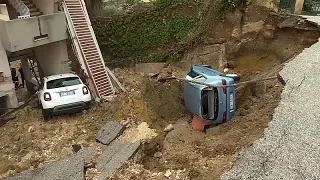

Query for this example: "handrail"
[7,0,30,19]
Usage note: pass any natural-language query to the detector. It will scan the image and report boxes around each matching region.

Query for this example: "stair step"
[88,61,103,68]
[94,75,109,84]
[92,71,107,77]
[97,82,112,90]
[83,49,98,54]
[97,84,113,93]
[29,8,39,13]
[79,40,96,46]
[86,54,101,60]
[26,4,35,8]
[87,57,102,64]
[91,68,106,75]
[31,12,42,16]
[72,20,88,25]
[92,71,108,79]
[71,17,87,22]
[78,37,94,42]
[81,44,96,50]
[95,77,111,85]
[73,24,89,29]
[73,23,89,29]
[76,31,91,37]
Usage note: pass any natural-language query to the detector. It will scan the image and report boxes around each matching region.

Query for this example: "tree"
[84,0,103,17]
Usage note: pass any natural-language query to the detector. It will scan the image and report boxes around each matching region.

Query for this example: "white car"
[38,73,92,120]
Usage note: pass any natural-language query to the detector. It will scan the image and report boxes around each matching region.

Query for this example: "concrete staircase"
[63,0,116,99]
[22,0,42,17]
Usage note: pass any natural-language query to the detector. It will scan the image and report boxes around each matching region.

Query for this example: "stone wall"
[182,44,226,69]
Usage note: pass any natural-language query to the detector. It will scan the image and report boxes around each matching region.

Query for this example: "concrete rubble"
[7,153,85,180]
[7,121,141,180]
[96,121,125,145]
[97,140,141,180]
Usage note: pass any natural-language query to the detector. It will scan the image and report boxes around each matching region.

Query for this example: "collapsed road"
[6,121,141,180]
[222,16,320,180]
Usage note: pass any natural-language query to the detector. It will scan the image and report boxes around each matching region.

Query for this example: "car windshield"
[47,77,81,89]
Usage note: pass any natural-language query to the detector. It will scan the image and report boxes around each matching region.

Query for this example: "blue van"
[184,65,239,123]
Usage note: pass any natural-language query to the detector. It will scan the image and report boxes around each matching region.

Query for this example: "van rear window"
[47,77,81,89]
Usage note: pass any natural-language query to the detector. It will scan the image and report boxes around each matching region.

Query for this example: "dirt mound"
[143,79,188,120]
[120,122,158,143]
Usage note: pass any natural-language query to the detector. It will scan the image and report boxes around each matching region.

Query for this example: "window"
[186,70,207,83]
[47,77,81,89]
[187,70,199,78]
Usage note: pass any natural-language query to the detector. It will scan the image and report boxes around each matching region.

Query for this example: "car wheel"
[41,108,52,121]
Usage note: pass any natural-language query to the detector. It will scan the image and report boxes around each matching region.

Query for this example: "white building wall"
[0,38,18,108]
[34,40,70,77]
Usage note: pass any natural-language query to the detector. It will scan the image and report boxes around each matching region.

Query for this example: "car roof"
[45,73,79,81]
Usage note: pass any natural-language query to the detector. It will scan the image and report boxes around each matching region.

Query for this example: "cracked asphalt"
[221,16,320,180]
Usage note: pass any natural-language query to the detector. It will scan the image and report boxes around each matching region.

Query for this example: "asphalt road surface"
[221,16,320,180]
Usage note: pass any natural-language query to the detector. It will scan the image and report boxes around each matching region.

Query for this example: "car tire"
[41,107,52,121]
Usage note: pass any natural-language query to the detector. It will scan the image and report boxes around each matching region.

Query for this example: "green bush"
[218,0,252,16]
[93,0,200,67]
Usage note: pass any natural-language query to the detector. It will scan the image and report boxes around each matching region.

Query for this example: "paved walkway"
[222,16,320,180]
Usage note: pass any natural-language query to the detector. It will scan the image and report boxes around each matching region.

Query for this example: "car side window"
[186,70,207,82]
[187,70,199,78]
[193,75,206,83]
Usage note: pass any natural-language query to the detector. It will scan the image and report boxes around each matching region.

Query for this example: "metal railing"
[303,2,320,14]
[7,0,30,19]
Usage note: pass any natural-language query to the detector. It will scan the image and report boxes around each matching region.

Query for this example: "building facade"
[0,0,69,111]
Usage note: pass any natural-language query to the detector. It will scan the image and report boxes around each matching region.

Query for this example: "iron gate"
[280,0,296,13]
[303,1,320,14]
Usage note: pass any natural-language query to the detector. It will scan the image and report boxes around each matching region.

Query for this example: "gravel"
[221,16,320,180]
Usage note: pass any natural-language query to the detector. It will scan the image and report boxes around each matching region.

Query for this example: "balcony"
[0,12,67,52]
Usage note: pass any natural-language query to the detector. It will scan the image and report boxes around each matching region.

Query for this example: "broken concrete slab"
[7,153,85,180]
[76,146,96,165]
[96,121,125,145]
[97,140,141,180]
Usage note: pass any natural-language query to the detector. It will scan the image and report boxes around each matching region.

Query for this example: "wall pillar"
[21,58,37,93]
[34,40,70,77]
[295,0,305,13]
[0,37,18,108]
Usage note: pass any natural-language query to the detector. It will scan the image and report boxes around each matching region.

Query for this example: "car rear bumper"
[45,101,91,115]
